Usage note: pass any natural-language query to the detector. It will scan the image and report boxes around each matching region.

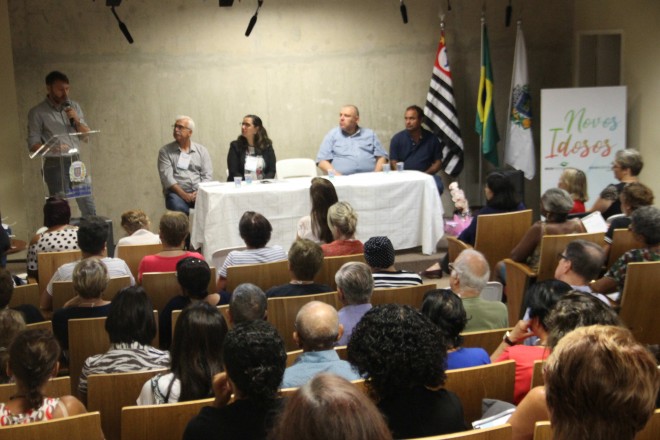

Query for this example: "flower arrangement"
[444,182,472,237]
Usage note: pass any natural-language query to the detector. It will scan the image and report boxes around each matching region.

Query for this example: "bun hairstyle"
[327,201,358,239]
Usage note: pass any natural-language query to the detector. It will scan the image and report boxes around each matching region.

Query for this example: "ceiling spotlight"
[106,1,133,44]
[219,0,235,6]
[400,0,408,24]
[245,0,263,37]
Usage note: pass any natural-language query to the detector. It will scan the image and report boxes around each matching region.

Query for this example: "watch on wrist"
[503,331,516,346]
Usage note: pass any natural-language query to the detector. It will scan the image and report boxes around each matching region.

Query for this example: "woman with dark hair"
[421,289,490,370]
[269,373,393,440]
[297,177,339,244]
[183,320,287,440]
[227,114,276,181]
[78,286,169,401]
[590,149,643,218]
[26,196,79,279]
[137,302,228,405]
[348,304,466,438]
[0,329,86,425]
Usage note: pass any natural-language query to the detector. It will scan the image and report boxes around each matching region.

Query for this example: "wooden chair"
[211,246,246,279]
[141,268,217,312]
[607,228,644,268]
[533,421,552,440]
[444,360,516,424]
[410,424,512,440]
[370,283,436,309]
[121,397,214,440]
[87,368,167,440]
[618,261,660,344]
[116,243,163,281]
[314,254,366,290]
[171,304,231,338]
[285,345,348,368]
[267,291,339,351]
[532,410,660,440]
[68,317,110,395]
[8,283,40,308]
[37,249,81,291]
[531,360,545,388]
[279,378,366,399]
[26,320,53,332]
[461,328,512,355]
[0,411,104,440]
[503,232,604,325]
[225,259,289,293]
[52,276,132,310]
[447,235,471,263]
[0,376,70,403]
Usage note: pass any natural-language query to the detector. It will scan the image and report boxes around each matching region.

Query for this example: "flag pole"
[478,15,485,205]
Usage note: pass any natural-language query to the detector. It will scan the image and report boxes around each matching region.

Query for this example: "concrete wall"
[5,0,575,242]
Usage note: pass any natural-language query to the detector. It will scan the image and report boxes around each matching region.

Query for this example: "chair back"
[37,249,81,291]
[475,209,533,277]
[533,421,553,440]
[52,276,132,311]
[408,424,512,440]
[116,243,163,281]
[536,232,604,281]
[531,360,545,388]
[447,236,472,263]
[267,291,339,351]
[225,259,289,293]
[460,327,512,355]
[275,158,318,179]
[121,397,214,440]
[26,320,53,332]
[0,376,70,403]
[444,360,516,424]
[87,368,167,440]
[637,409,660,440]
[8,283,40,308]
[68,317,110,395]
[280,378,366,399]
[314,254,366,290]
[607,228,645,268]
[371,283,436,309]
[0,412,104,440]
[480,281,503,302]
[619,261,660,344]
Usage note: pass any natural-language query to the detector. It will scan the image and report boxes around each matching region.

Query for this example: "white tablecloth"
[191,171,444,261]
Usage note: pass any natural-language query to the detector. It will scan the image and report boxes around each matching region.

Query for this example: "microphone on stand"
[63,101,75,128]
[245,15,258,37]
[400,0,408,24]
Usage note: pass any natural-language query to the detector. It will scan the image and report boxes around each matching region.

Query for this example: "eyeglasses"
[240,122,253,127]
[172,124,191,132]
[557,253,569,261]
[611,162,621,169]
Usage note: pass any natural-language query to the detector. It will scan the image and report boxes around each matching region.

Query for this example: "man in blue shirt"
[316,105,388,175]
[389,105,444,193]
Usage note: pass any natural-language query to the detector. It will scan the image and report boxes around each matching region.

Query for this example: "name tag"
[177,152,191,170]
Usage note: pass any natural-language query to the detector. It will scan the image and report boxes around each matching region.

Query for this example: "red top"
[138,251,205,282]
[496,345,550,404]
[321,239,364,257]
[570,200,586,214]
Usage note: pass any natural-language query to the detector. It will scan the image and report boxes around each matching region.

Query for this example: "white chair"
[276,158,318,179]
[480,281,503,302]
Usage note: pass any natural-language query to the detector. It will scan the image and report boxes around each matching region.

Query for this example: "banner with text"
[540,86,626,208]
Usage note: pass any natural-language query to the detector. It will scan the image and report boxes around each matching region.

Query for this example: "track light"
[245,0,263,37]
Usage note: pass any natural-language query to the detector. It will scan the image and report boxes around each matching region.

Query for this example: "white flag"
[504,22,535,180]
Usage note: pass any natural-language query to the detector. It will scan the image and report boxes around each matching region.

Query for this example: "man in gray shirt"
[157,116,213,215]
[27,71,96,217]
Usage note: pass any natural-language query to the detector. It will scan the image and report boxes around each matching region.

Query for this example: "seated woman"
[0,268,44,324]
[159,257,222,349]
[602,182,654,257]
[269,373,393,440]
[266,239,332,298]
[52,258,111,352]
[227,114,276,181]
[0,309,25,384]
[297,177,338,244]
[421,289,490,370]
[321,202,363,257]
[0,329,86,425]
[557,167,588,214]
[218,211,287,291]
[183,320,287,440]
[137,211,204,282]
[589,149,643,219]
[137,302,228,405]
[364,236,422,287]
[113,209,160,257]
[78,286,170,401]
[348,304,466,438]
[592,205,660,295]
[26,197,79,279]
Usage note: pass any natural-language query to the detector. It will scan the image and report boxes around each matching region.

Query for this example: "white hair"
[175,115,195,131]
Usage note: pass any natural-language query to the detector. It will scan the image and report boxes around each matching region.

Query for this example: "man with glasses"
[158,116,213,215]
[553,240,611,305]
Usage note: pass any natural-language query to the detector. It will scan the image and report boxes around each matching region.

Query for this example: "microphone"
[400,1,408,24]
[63,101,75,128]
[245,15,258,37]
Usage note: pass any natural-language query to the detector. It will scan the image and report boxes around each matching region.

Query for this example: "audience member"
[281,301,359,388]
[0,309,25,384]
[421,289,490,370]
[554,239,610,304]
[78,286,169,400]
[270,373,393,440]
[137,211,204,282]
[335,261,373,346]
[183,320,286,440]
[545,325,658,440]
[228,283,267,325]
[296,177,338,244]
[137,302,228,405]
[590,149,643,218]
[227,114,276,181]
[114,209,160,256]
[348,304,466,438]
[321,201,363,257]
[557,167,588,213]
[603,182,654,255]
[450,249,507,331]
[218,211,287,291]
[266,240,331,298]
[363,236,422,287]
[0,267,44,324]
[26,197,78,279]
[0,329,86,425]
[41,215,134,312]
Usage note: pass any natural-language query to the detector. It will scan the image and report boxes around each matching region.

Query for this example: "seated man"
[364,236,422,288]
[266,239,332,298]
[40,216,135,313]
[281,301,360,388]
[450,249,507,332]
[554,239,610,305]
[228,283,267,325]
[335,262,373,346]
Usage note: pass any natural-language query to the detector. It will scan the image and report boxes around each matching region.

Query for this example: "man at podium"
[27,71,96,217]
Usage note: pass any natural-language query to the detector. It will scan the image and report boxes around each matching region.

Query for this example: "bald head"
[453,249,490,295]
[294,301,341,351]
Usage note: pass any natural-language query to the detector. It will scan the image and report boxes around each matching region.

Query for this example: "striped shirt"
[372,270,423,289]
[78,342,170,395]
[220,246,287,278]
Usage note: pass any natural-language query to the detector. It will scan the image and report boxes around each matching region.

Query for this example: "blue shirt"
[337,303,372,346]
[281,350,361,388]
[389,128,442,172]
[446,347,491,370]
[316,126,388,175]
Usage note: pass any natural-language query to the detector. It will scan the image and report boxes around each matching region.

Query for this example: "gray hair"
[230,283,267,324]
[175,115,195,131]
[327,201,358,238]
[453,249,490,292]
[631,205,660,246]
[542,188,574,215]
[615,149,643,176]
[335,262,373,305]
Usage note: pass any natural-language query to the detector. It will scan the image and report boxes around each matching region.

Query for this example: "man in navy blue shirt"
[389,105,444,194]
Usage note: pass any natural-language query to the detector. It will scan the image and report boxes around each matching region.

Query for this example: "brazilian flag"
[475,23,500,166]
